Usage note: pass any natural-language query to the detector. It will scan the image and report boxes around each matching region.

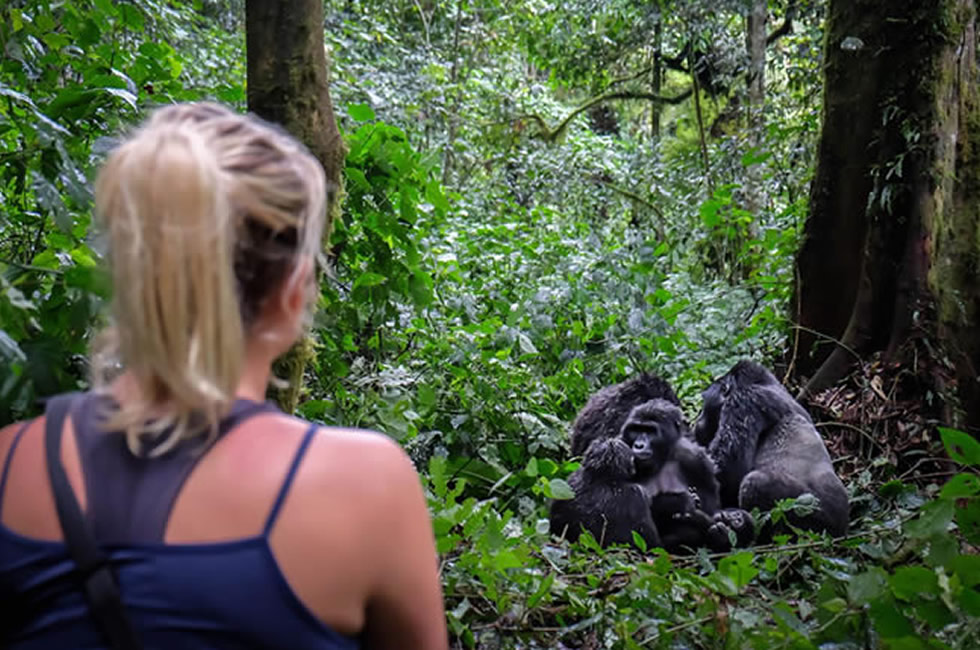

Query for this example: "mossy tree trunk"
[245,0,347,413]
[793,0,980,429]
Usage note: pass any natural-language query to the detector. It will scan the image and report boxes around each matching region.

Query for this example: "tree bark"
[793,0,980,429]
[245,0,347,413]
[744,0,767,217]
[650,19,663,139]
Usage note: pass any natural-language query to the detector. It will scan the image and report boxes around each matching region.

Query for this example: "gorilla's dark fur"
[549,437,661,549]
[570,373,680,457]
[621,399,754,552]
[693,360,849,536]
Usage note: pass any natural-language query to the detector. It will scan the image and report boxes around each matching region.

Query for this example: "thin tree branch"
[518,88,693,142]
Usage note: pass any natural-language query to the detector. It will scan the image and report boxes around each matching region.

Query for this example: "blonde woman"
[0,103,448,649]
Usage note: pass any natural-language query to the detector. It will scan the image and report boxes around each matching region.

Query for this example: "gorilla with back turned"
[693,360,849,536]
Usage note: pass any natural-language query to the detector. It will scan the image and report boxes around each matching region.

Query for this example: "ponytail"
[91,103,327,455]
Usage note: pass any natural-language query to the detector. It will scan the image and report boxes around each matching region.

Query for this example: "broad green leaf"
[548,478,574,500]
[939,427,980,466]
[353,272,387,289]
[408,271,433,306]
[346,167,371,191]
[889,566,939,601]
[868,598,914,639]
[348,103,376,122]
[524,457,538,477]
[941,473,980,498]
[848,567,889,605]
[952,554,980,587]
[905,499,955,539]
[417,384,437,408]
[718,552,759,591]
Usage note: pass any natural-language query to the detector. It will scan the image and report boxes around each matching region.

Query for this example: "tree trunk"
[245,0,347,413]
[744,0,767,217]
[793,0,980,429]
[650,19,663,139]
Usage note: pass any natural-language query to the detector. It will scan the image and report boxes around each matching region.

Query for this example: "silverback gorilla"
[693,360,849,536]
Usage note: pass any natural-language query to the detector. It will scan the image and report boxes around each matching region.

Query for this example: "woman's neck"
[110,343,275,406]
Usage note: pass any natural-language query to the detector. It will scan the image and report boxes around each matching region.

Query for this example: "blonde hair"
[91,102,328,455]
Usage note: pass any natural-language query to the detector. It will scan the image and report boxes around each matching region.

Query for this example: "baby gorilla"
[549,437,661,549]
[693,360,849,537]
[620,399,754,552]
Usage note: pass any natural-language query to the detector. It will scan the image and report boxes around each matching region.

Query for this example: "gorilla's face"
[619,399,683,475]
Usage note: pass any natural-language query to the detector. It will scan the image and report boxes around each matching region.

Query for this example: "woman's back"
[0,101,447,649]
[0,394,444,648]
[0,390,445,648]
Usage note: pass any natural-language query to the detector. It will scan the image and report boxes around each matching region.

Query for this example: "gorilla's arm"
[707,387,769,504]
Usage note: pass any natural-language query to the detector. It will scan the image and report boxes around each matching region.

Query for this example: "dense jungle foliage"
[1,0,979,647]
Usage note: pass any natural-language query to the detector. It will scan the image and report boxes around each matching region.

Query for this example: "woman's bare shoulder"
[259,413,418,493]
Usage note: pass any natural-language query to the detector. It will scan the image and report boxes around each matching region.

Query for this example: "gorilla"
[549,436,661,550]
[570,373,679,457]
[693,360,849,537]
[620,399,754,552]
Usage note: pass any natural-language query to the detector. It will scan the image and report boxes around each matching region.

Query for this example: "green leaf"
[417,384,437,408]
[631,530,648,553]
[353,272,387,289]
[93,0,117,17]
[699,199,723,227]
[64,266,111,298]
[717,552,759,591]
[548,478,575,500]
[408,271,434,306]
[869,598,914,639]
[952,554,980,587]
[345,167,371,191]
[527,573,554,609]
[889,566,939,601]
[848,567,889,605]
[956,499,980,545]
[905,499,955,539]
[939,427,980,466]
[32,171,71,232]
[118,4,145,31]
[0,330,26,363]
[348,103,376,121]
[104,87,138,111]
[425,179,450,213]
[940,473,980,498]
[524,457,539,477]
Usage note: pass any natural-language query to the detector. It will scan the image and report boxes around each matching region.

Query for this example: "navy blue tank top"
[0,392,360,649]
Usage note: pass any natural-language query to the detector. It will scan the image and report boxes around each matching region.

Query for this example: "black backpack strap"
[44,393,144,650]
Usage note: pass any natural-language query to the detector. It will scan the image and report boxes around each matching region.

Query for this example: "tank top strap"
[0,419,34,518]
[263,423,319,535]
